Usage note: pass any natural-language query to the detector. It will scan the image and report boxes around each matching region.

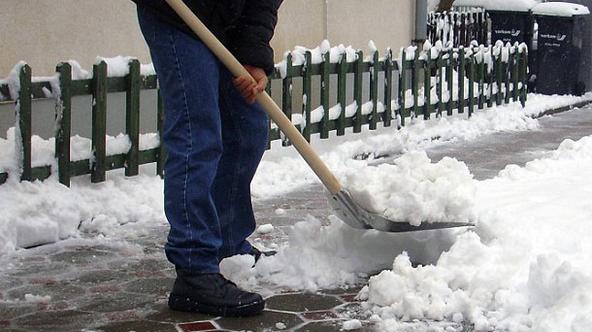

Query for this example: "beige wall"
[1,1,151,76]
[1,0,415,76]
[326,0,415,54]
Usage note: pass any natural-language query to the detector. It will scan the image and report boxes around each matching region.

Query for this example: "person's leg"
[137,6,265,317]
[137,7,222,273]
[213,68,269,259]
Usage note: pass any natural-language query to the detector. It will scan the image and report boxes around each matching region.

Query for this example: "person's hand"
[233,65,268,104]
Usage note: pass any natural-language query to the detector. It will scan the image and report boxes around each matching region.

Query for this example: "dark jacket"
[132,0,282,75]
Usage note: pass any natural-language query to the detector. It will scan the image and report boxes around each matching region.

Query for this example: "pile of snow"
[253,97,544,199]
[532,2,591,17]
[340,152,476,226]
[358,135,592,331]
[453,0,541,12]
[0,174,164,252]
[221,215,459,292]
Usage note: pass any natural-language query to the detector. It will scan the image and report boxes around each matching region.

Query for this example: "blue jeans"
[138,8,269,273]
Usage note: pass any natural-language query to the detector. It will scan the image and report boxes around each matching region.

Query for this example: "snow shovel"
[165,0,473,232]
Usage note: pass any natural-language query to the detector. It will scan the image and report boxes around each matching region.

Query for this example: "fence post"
[56,62,72,186]
[18,64,32,182]
[353,50,363,133]
[370,50,379,130]
[91,61,107,183]
[384,49,393,126]
[337,52,347,135]
[282,53,293,145]
[320,51,330,139]
[302,51,312,141]
[156,90,166,178]
[126,59,141,177]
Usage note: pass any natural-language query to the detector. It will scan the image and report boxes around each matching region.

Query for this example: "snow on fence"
[0,42,528,186]
[428,8,490,47]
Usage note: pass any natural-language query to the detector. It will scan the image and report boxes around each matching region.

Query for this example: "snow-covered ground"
[358,136,592,331]
[1,93,592,330]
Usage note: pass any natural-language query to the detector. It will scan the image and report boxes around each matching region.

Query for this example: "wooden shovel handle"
[165,0,342,194]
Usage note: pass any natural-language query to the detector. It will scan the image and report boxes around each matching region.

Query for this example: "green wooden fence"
[0,43,527,186]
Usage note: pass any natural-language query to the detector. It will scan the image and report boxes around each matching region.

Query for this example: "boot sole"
[168,294,265,317]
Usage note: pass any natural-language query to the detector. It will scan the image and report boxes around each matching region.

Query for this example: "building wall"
[1,0,415,76]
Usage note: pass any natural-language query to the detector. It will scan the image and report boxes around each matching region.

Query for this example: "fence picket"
[478,58,485,110]
[437,52,444,118]
[468,56,475,117]
[513,51,520,102]
[353,50,363,133]
[495,52,503,106]
[505,55,511,104]
[282,53,293,145]
[383,49,393,126]
[399,50,407,127]
[320,52,330,139]
[424,51,432,120]
[56,62,72,186]
[412,50,420,119]
[302,51,312,141]
[446,49,454,116]
[370,50,379,130]
[520,50,528,107]
[125,59,141,177]
[156,90,165,178]
[91,61,107,183]
[18,65,32,181]
[337,53,347,136]
[458,48,466,114]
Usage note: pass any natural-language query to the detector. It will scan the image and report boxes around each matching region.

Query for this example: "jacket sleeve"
[227,0,283,75]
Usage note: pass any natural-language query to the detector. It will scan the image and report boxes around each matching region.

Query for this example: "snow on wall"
[453,0,541,12]
[532,2,591,17]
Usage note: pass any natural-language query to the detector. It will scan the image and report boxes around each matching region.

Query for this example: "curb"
[534,99,592,119]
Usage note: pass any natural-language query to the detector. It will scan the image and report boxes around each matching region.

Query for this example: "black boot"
[168,270,265,317]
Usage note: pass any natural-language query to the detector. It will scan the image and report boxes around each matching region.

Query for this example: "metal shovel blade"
[329,189,474,233]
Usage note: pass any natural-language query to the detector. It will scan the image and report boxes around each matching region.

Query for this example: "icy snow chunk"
[95,56,155,77]
[24,294,51,303]
[256,224,274,235]
[275,322,287,330]
[342,319,363,330]
[340,151,477,226]
[274,208,287,215]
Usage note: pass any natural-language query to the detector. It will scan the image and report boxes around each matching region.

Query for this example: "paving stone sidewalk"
[0,106,590,332]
